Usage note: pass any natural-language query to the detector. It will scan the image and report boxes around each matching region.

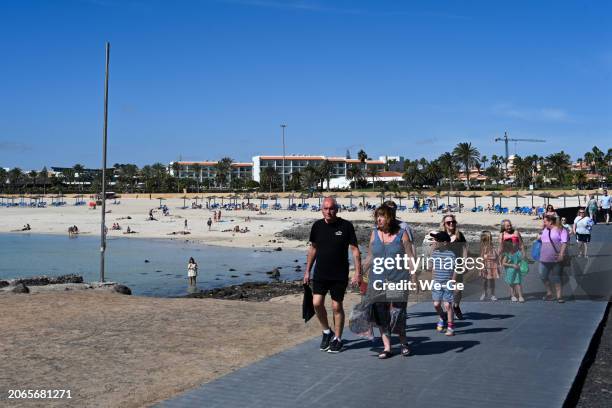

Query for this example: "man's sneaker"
[445,326,455,336]
[490,295,498,301]
[436,319,446,333]
[453,305,464,320]
[327,338,343,353]
[319,330,334,351]
[480,292,486,301]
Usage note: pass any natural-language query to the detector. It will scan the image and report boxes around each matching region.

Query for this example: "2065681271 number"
[8,389,72,399]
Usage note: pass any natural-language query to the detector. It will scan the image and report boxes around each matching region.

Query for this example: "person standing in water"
[187,257,198,286]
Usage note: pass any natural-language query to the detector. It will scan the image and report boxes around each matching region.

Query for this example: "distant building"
[252,155,385,189]
[169,161,253,186]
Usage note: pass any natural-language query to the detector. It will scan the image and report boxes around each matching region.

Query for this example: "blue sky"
[0,0,610,169]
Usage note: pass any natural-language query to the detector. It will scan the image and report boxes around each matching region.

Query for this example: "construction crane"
[495,131,546,164]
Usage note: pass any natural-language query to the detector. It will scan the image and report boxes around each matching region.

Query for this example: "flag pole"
[100,42,110,282]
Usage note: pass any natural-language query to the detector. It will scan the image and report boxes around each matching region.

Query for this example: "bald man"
[305,197,361,353]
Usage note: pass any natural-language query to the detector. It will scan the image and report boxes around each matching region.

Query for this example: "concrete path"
[158,226,611,408]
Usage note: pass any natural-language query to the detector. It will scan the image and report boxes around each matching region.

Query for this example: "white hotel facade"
[171,154,399,188]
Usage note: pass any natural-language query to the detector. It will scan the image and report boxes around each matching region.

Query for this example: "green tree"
[545,151,572,186]
[357,149,368,163]
[318,160,333,191]
[215,157,233,189]
[438,152,458,191]
[452,142,480,190]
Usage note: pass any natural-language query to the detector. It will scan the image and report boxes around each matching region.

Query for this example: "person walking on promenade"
[440,214,467,320]
[383,200,417,258]
[599,189,611,225]
[207,217,213,231]
[479,231,500,301]
[501,240,525,302]
[430,231,457,336]
[538,214,568,303]
[187,257,198,286]
[363,204,415,359]
[499,219,526,258]
[587,195,598,224]
[304,197,362,353]
[573,208,593,257]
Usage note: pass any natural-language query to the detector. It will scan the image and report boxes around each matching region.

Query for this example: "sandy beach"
[0,290,362,408]
[0,194,562,249]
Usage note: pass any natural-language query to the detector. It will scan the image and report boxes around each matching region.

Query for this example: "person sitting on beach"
[240,227,250,233]
[124,226,137,234]
[22,224,31,231]
[233,225,240,233]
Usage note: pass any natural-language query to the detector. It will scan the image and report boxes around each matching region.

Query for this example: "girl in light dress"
[187,257,198,286]
[479,231,500,301]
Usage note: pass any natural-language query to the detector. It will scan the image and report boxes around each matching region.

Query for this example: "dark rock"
[267,268,281,279]
[12,283,29,294]
[144,259,150,263]
[274,247,282,251]
[294,259,299,262]
[49,274,83,284]
[230,275,239,278]
[113,284,132,295]
[245,273,252,276]
[0,280,9,288]
[229,268,236,271]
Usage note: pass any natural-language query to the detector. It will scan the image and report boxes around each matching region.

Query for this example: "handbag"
[519,259,529,276]
[548,229,571,267]
[349,300,373,339]
[531,239,542,261]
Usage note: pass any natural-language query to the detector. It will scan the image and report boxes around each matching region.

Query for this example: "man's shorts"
[577,233,591,243]
[312,279,348,302]
[432,283,454,304]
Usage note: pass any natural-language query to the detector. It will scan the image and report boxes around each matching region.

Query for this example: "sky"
[0,0,610,169]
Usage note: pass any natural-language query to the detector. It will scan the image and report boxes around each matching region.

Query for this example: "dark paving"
[159,226,611,408]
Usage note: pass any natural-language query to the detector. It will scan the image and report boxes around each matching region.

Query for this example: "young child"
[479,231,500,301]
[502,240,525,302]
[430,231,457,336]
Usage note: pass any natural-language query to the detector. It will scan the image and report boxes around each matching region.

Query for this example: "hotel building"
[169,161,253,186]
[252,155,385,189]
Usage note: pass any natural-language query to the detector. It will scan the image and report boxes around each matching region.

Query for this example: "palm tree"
[346,164,363,189]
[8,167,23,193]
[367,166,380,189]
[289,170,302,191]
[357,149,368,163]
[511,155,532,189]
[438,152,458,191]
[453,142,480,190]
[191,163,202,192]
[27,170,38,193]
[302,165,319,191]
[318,160,333,191]
[480,155,488,172]
[0,167,7,192]
[215,157,233,189]
[73,163,85,192]
[573,171,587,189]
[261,166,279,192]
[38,167,49,195]
[546,151,572,186]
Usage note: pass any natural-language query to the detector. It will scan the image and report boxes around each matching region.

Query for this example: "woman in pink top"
[537,214,568,303]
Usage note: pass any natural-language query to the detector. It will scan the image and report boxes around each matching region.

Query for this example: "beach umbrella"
[180,195,190,209]
[346,193,355,207]
[530,190,535,208]
[298,193,309,206]
[269,194,279,206]
[555,192,576,208]
[451,192,465,212]
[156,197,165,208]
[510,192,525,209]
[193,195,202,206]
[314,193,323,206]
[286,194,296,207]
[487,192,503,208]
[394,194,406,207]
[256,194,267,207]
[377,192,386,205]
[538,192,554,207]
[465,193,480,209]
[242,194,252,205]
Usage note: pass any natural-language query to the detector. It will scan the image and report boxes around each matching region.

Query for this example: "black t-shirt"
[448,231,467,257]
[309,218,358,281]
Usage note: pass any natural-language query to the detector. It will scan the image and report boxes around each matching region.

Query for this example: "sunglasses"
[445,221,457,225]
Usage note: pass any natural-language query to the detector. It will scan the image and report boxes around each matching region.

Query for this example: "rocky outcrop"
[12,283,30,294]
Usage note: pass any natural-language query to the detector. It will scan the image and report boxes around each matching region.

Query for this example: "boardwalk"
[159,226,611,408]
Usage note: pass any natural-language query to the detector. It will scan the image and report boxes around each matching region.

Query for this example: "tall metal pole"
[100,42,110,282]
[281,124,287,192]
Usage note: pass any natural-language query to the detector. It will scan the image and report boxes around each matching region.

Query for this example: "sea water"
[0,233,305,297]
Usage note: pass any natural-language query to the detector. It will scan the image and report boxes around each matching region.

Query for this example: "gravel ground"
[575,303,612,407]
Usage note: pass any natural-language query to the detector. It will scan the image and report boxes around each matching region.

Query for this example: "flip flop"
[378,350,393,359]
[401,344,411,357]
